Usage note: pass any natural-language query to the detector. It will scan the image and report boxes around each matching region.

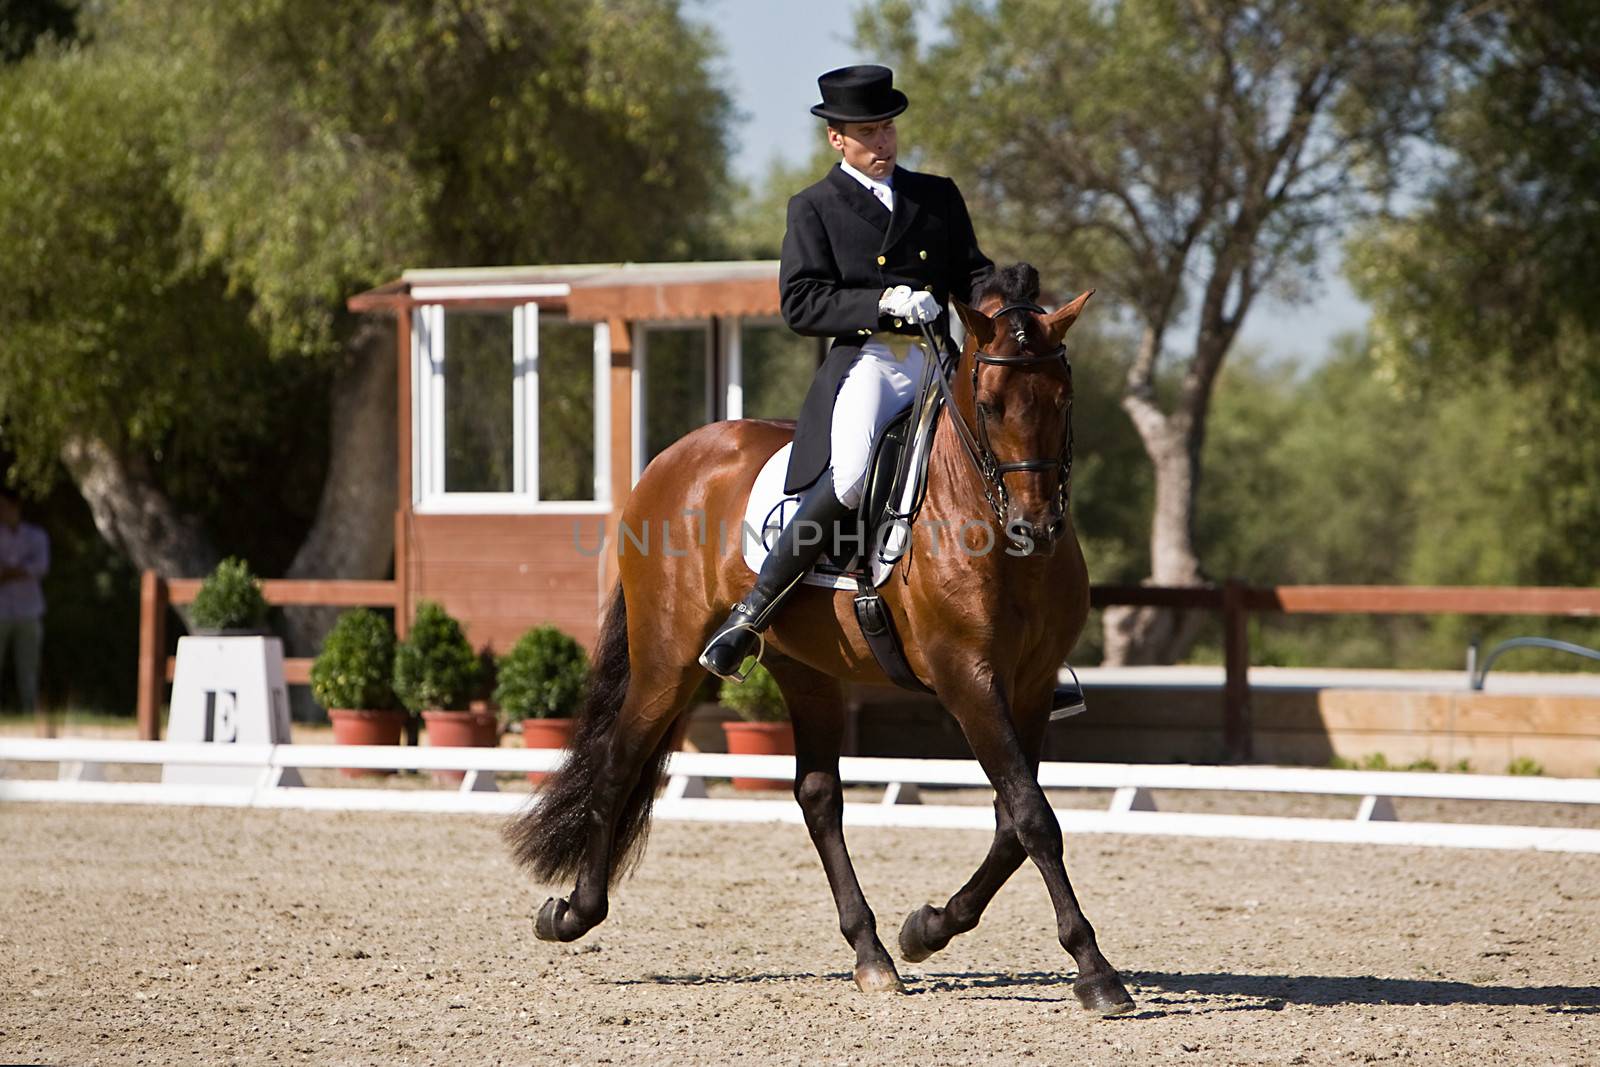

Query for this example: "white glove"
[879,285,941,325]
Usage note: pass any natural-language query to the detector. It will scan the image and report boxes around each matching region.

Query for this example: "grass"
[0,709,152,736]
[1,710,345,746]
[1330,752,1558,776]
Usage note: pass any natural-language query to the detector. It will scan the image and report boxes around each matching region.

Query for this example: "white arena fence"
[3,738,1598,854]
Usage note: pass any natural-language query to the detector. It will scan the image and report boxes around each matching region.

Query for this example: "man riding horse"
[699,64,994,680]
[511,63,1134,1016]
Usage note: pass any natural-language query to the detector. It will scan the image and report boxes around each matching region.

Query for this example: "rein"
[918,302,1074,534]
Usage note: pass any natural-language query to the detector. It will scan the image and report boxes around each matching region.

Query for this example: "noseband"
[926,301,1074,534]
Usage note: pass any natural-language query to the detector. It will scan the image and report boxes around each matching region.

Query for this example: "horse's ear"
[954,300,995,348]
[1044,289,1094,345]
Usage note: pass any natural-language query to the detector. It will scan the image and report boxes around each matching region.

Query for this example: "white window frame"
[412,303,612,515]
[722,315,803,424]
[631,319,717,485]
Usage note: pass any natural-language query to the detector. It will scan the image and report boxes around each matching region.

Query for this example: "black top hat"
[810,65,908,124]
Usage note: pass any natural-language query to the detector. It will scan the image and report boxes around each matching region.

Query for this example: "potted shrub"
[310,609,404,777]
[719,663,793,790]
[188,557,270,635]
[495,625,588,784]
[393,600,489,783]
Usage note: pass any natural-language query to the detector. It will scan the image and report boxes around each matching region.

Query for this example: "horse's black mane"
[973,264,1043,343]
[972,262,1040,307]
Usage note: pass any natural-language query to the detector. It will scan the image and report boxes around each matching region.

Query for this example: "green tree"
[0,45,283,579]
[1349,0,1600,588]
[1,1,734,665]
[1192,337,1437,668]
[1199,337,1422,586]
[0,0,77,64]
[859,0,1458,663]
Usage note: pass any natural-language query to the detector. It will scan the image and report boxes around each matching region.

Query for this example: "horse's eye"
[978,399,1004,420]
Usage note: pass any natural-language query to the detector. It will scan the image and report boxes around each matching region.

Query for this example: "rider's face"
[828,119,897,180]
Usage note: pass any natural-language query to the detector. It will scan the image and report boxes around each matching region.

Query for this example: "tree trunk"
[59,436,220,580]
[1101,396,1207,666]
[280,316,398,662]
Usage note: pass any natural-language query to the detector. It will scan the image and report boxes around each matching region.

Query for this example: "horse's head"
[951,268,1092,555]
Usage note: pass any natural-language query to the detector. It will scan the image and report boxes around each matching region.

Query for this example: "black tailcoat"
[779,165,992,494]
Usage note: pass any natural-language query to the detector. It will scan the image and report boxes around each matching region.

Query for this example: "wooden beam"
[166,579,399,607]
[1222,580,1252,762]
[605,324,634,597]
[1090,584,1225,610]
[1252,585,1600,616]
[165,656,313,686]
[395,302,413,638]
[136,572,167,741]
[567,278,780,323]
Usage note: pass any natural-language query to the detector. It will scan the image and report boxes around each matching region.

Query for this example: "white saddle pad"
[741,443,903,591]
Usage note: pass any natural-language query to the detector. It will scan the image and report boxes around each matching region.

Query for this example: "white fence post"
[58,761,106,783]
[1108,786,1158,813]
[882,782,922,805]
[1356,795,1398,822]
[663,774,708,800]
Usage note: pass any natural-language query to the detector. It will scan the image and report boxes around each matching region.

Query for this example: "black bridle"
[921,301,1074,536]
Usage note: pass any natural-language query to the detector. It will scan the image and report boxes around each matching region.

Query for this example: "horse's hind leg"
[897,713,1046,963]
[532,655,703,944]
[766,657,904,994]
[899,797,1025,962]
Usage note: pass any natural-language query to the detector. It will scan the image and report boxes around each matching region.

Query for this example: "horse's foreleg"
[899,708,1047,963]
[939,670,1134,1016]
[768,659,904,994]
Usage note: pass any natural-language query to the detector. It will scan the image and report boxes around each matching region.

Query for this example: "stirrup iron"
[709,621,766,683]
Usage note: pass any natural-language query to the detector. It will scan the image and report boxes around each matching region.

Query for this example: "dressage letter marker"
[163,636,301,787]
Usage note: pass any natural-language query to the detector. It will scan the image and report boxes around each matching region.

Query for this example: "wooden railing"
[137,572,400,740]
[1091,582,1600,760]
[137,569,1600,751]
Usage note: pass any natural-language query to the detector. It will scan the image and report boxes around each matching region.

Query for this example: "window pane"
[741,324,817,420]
[538,319,596,501]
[645,327,708,462]
[444,311,514,492]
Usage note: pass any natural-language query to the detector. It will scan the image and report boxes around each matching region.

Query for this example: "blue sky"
[691,0,1370,362]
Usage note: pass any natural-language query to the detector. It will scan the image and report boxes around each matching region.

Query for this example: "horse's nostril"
[1004,517,1061,551]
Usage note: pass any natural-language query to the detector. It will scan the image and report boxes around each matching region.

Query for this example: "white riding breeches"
[830,336,929,508]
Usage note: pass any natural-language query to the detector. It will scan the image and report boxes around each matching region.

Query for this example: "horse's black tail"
[503,586,678,887]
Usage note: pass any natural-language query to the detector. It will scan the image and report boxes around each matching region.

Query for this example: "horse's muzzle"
[1005,516,1063,555]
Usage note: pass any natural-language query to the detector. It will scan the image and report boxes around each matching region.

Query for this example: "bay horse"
[506,265,1134,1016]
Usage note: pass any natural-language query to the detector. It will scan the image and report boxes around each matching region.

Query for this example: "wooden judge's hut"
[347,261,822,650]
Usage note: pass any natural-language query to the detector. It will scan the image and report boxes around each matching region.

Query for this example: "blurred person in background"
[0,485,49,714]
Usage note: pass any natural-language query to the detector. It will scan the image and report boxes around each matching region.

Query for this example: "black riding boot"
[699,470,856,680]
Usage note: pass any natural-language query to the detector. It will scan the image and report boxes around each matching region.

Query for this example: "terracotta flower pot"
[328,708,408,778]
[721,720,795,791]
[521,717,575,785]
[422,709,499,785]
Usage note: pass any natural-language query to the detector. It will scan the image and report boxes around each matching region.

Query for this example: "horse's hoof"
[897,905,939,964]
[534,897,571,942]
[854,961,906,994]
[1073,971,1135,1016]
